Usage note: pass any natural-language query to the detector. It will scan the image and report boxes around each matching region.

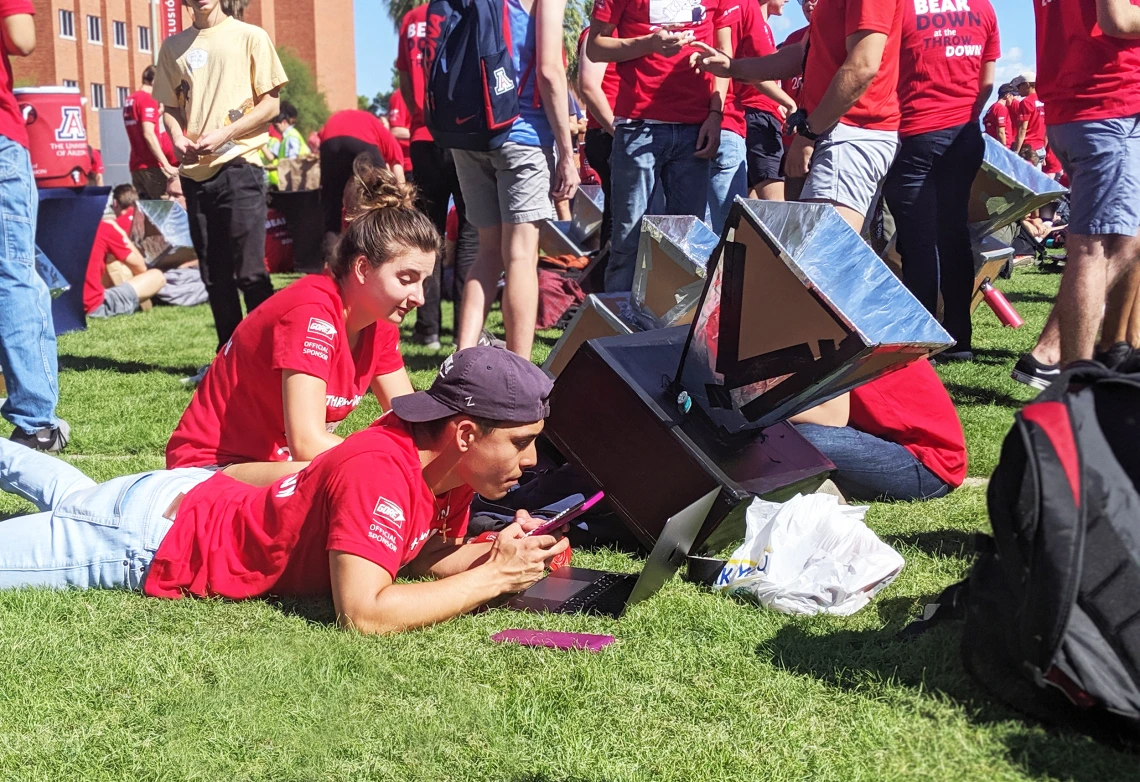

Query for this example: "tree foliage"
[276,47,331,134]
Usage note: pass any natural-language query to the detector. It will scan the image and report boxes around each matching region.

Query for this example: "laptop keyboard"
[561,572,637,617]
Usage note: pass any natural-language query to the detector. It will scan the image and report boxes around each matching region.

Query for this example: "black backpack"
[424,0,519,151]
[909,364,1140,745]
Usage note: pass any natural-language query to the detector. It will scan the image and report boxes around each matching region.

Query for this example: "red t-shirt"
[0,1,32,148]
[115,205,135,235]
[592,0,722,124]
[896,0,999,137]
[577,27,621,132]
[983,101,1010,142]
[779,26,809,149]
[1043,146,1064,176]
[1014,90,1046,151]
[800,0,903,131]
[848,359,967,487]
[319,110,405,169]
[147,415,475,599]
[445,204,459,242]
[88,147,103,176]
[729,1,783,121]
[123,90,165,170]
[1035,0,1140,125]
[386,88,414,171]
[83,221,133,314]
[395,3,434,144]
[166,274,405,468]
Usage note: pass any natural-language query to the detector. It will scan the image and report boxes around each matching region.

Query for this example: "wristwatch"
[785,108,820,141]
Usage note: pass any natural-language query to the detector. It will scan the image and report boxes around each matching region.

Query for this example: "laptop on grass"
[505,489,719,619]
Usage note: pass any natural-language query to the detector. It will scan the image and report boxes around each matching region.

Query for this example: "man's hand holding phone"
[487,519,570,593]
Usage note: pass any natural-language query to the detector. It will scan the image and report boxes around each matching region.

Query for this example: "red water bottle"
[980,278,1024,328]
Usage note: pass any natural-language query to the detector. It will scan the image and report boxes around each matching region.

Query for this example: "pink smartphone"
[491,629,615,652]
[525,491,605,537]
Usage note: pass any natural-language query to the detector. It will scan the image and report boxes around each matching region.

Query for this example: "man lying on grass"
[0,346,568,633]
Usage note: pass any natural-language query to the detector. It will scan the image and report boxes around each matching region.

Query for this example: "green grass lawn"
[1,266,1137,781]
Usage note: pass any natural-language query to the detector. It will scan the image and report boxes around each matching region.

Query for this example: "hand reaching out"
[689,40,732,78]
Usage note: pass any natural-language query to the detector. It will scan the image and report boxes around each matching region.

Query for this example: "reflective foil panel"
[681,199,954,434]
[969,135,1067,237]
[542,292,637,377]
[136,199,197,267]
[570,184,604,244]
[631,215,720,329]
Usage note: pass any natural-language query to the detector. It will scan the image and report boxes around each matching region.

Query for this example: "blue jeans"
[0,136,60,434]
[0,438,212,590]
[883,122,983,353]
[706,129,747,235]
[795,423,951,502]
[606,122,711,292]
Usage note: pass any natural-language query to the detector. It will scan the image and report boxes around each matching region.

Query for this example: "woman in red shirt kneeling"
[791,359,968,502]
[166,165,438,483]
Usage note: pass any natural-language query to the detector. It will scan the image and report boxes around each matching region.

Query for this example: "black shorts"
[745,110,785,188]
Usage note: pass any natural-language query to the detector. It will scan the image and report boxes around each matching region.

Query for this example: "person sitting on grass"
[0,347,568,634]
[111,183,137,235]
[165,165,432,485]
[790,358,967,502]
[83,212,167,320]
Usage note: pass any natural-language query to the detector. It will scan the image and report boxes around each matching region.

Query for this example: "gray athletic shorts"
[802,123,899,216]
[453,142,554,227]
[89,282,140,318]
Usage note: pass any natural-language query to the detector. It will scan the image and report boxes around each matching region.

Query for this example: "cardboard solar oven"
[538,184,605,257]
[629,215,719,330]
[678,199,955,435]
[969,136,1068,237]
[542,292,637,377]
[134,199,197,270]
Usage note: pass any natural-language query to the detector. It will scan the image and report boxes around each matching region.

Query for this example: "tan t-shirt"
[153,17,288,182]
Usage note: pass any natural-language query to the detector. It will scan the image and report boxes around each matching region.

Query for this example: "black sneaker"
[1011,354,1061,390]
[10,419,70,453]
[1093,341,1133,370]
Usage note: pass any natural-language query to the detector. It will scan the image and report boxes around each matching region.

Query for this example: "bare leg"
[126,268,167,304]
[750,180,785,201]
[1057,234,1110,363]
[1030,306,1062,365]
[500,221,541,359]
[221,460,310,487]
[456,224,505,350]
[1100,239,1140,350]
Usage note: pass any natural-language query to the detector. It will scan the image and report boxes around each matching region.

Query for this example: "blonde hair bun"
[345,155,416,221]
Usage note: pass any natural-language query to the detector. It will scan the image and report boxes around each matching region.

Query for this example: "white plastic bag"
[713,494,905,616]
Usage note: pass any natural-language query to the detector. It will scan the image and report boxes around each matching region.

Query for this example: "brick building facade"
[12,0,356,148]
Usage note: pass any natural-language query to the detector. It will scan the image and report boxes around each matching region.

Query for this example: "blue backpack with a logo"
[425,0,520,151]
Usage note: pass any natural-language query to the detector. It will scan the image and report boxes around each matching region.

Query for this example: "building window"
[138,25,152,52]
[113,21,127,48]
[91,83,105,109]
[63,79,78,90]
[117,86,129,107]
[59,10,75,39]
[87,15,102,44]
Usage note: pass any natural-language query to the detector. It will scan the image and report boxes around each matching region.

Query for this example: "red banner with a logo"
[160,0,183,41]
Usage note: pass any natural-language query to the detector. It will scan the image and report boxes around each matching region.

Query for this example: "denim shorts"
[89,281,140,318]
[802,123,900,215]
[453,142,554,227]
[1047,115,1140,236]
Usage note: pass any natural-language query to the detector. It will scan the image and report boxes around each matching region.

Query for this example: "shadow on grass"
[268,596,338,626]
[1005,291,1058,305]
[59,355,199,377]
[945,382,1031,409]
[970,347,1018,364]
[883,528,976,560]
[759,623,1139,780]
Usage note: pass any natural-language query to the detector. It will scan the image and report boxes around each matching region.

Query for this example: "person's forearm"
[123,251,149,276]
[287,430,343,462]
[587,32,655,63]
[340,563,507,634]
[805,58,877,134]
[222,94,280,144]
[579,58,615,131]
[1098,0,1140,37]
[998,128,1007,146]
[399,71,415,113]
[727,43,804,83]
[972,63,995,121]
[755,80,796,109]
[163,109,187,139]
[1015,122,1028,152]
[142,124,168,168]
[408,540,494,579]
